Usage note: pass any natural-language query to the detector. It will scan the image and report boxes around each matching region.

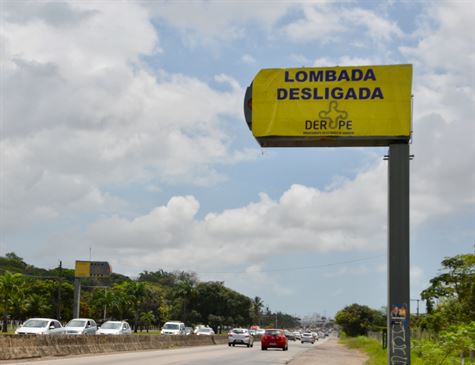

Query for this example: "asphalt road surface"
[5,337,367,365]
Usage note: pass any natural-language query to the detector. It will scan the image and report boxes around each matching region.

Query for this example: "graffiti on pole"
[390,304,409,365]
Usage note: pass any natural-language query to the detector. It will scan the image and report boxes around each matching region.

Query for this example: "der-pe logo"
[304,101,353,136]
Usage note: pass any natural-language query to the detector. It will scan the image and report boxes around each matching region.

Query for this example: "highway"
[7,338,331,365]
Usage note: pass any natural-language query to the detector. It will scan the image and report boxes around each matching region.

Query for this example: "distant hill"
[0,252,129,286]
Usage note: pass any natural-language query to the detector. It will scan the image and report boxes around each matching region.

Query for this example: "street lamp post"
[410,299,420,317]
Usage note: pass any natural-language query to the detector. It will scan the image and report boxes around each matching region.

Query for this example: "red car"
[261,329,288,351]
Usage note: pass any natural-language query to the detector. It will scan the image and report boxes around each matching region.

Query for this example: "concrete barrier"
[0,334,228,360]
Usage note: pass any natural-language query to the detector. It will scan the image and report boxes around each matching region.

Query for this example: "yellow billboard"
[75,261,91,278]
[249,64,412,147]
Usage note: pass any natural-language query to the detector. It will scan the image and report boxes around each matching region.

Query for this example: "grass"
[133,330,162,335]
[339,336,427,365]
[340,335,387,365]
[0,330,16,334]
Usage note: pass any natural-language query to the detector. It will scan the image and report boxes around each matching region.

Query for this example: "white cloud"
[241,54,256,65]
[410,265,428,305]
[220,265,293,298]
[400,1,475,73]
[3,1,158,75]
[1,1,252,234]
[411,265,423,284]
[282,3,403,45]
[282,4,344,42]
[289,54,311,66]
[343,8,403,43]
[401,2,475,225]
[75,161,388,274]
[143,2,403,50]
[143,1,293,47]
[314,56,382,67]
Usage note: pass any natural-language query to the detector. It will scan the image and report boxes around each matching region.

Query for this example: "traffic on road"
[7,336,334,365]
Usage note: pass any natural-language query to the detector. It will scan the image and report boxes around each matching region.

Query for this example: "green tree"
[26,293,52,318]
[139,270,197,288]
[158,300,173,325]
[420,253,475,330]
[173,279,196,323]
[119,280,149,332]
[0,252,27,273]
[92,288,116,321]
[251,296,264,325]
[335,303,385,337]
[108,283,132,320]
[9,289,28,320]
[140,311,155,332]
[413,322,475,364]
[192,281,252,329]
[0,271,24,332]
[208,314,224,332]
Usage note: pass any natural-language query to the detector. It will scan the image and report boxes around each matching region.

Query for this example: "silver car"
[196,327,215,336]
[64,318,98,335]
[15,318,64,335]
[96,321,131,335]
[228,328,254,347]
[301,332,315,344]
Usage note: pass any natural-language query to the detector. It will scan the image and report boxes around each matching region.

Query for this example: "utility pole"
[56,261,62,320]
[388,143,411,365]
[410,299,420,317]
[73,277,81,318]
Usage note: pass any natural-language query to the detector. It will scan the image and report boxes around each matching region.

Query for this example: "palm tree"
[26,293,52,318]
[94,288,116,321]
[251,296,264,326]
[121,281,147,332]
[111,285,130,320]
[139,311,155,332]
[0,271,24,332]
[174,279,196,323]
[10,289,28,320]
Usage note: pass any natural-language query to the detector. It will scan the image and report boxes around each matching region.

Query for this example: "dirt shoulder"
[288,337,368,365]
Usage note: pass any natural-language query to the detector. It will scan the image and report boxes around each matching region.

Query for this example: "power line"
[195,254,385,275]
[1,254,386,277]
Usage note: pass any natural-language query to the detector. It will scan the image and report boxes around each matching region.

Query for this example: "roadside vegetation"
[340,335,388,365]
[0,252,300,333]
[336,251,474,365]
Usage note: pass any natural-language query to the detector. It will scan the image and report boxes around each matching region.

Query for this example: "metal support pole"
[56,261,62,320]
[73,277,81,318]
[388,143,411,365]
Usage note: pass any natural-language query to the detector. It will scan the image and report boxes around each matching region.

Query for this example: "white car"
[228,328,254,347]
[96,321,132,335]
[255,329,266,336]
[161,321,186,335]
[15,318,64,335]
[64,318,98,335]
[194,324,206,334]
[196,327,215,336]
[301,332,315,344]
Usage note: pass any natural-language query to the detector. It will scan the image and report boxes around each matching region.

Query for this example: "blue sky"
[1,0,474,318]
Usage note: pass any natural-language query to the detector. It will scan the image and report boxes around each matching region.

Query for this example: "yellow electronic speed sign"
[244,64,412,147]
[75,261,91,278]
[75,260,111,278]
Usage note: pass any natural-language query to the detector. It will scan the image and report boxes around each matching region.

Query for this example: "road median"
[0,334,227,361]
